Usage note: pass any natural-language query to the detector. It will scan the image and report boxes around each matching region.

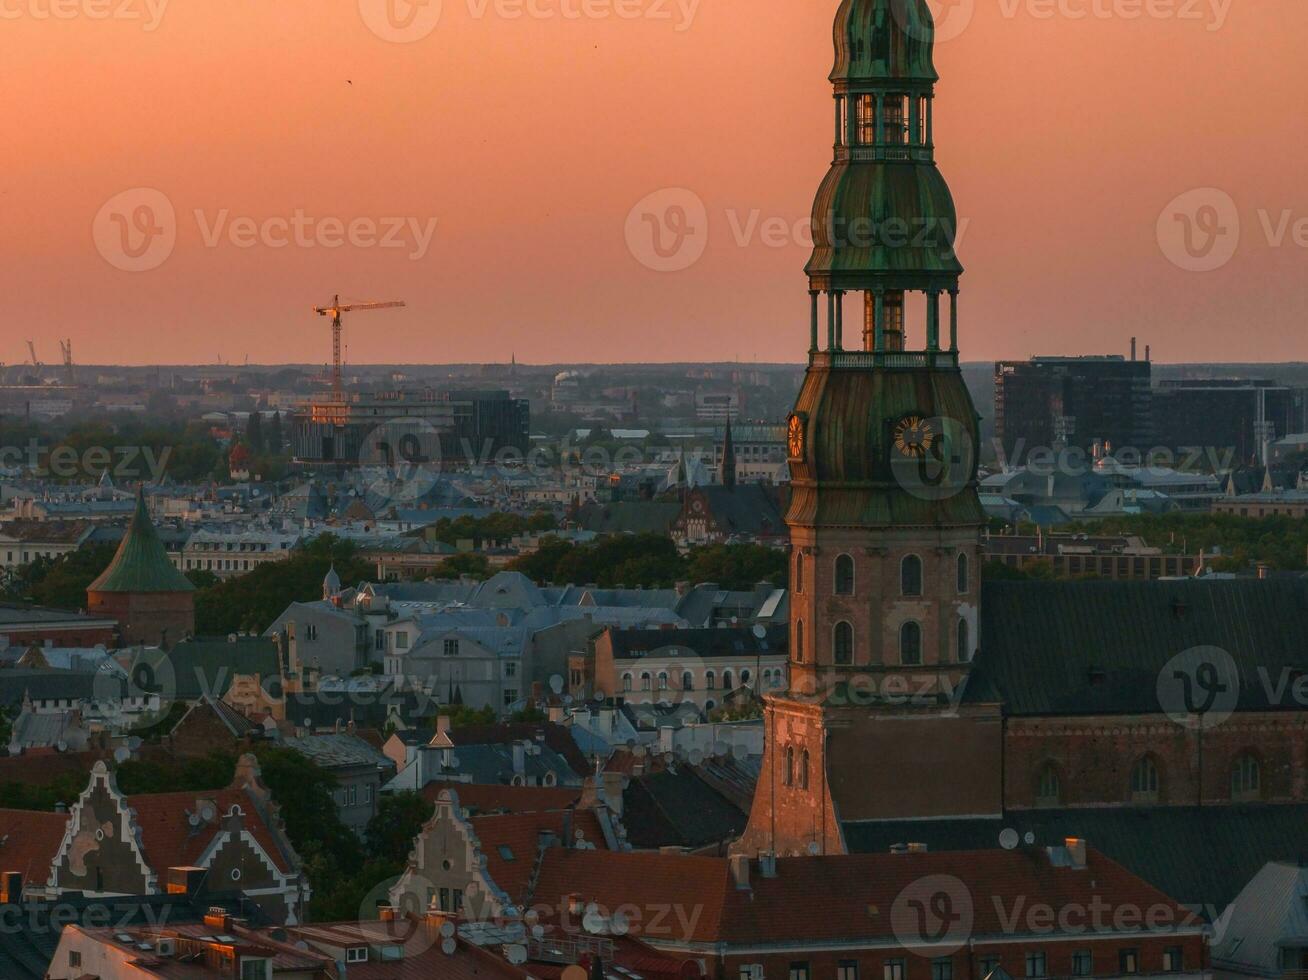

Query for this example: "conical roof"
[88,488,195,594]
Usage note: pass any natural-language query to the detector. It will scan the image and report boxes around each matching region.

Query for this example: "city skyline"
[6,0,1307,366]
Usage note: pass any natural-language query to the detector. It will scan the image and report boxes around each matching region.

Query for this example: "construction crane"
[313,295,405,396]
[59,339,75,385]
[26,341,39,369]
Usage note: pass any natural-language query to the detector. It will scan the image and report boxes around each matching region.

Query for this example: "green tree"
[364,792,433,865]
[3,544,118,608]
[194,535,373,634]
[685,543,787,590]
[245,412,264,455]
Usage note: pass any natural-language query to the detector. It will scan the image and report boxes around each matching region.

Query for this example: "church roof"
[967,579,1308,716]
[86,489,194,594]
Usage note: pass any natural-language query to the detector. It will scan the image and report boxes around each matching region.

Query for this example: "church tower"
[737,0,1002,857]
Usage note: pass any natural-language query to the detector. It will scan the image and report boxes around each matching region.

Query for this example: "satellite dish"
[610,910,630,936]
[200,803,217,822]
[532,924,545,939]
[688,749,704,766]
[563,695,574,705]
[440,921,456,939]
[113,747,130,764]
[998,828,1020,850]
[753,624,767,639]
[506,945,528,965]
[127,736,142,751]
[56,740,68,753]
[549,674,564,694]
[188,813,201,828]
[441,938,457,956]
[807,841,820,855]
[1024,831,1036,845]
[583,909,606,934]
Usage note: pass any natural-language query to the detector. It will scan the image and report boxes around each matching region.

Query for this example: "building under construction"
[290,388,529,468]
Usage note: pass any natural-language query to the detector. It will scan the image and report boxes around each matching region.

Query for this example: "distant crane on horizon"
[59,339,75,385]
[313,295,406,397]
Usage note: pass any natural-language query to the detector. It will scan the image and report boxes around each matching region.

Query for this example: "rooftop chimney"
[1131,337,1137,361]
[729,854,751,891]
[1065,837,1088,869]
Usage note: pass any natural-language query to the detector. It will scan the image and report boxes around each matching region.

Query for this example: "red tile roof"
[125,788,291,875]
[423,781,581,814]
[529,847,1198,947]
[473,810,609,905]
[0,808,70,886]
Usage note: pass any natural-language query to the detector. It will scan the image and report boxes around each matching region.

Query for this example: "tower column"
[949,289,959,351]
[873,290,885,351]
[810,290,820,354]
[826,291,836,351]
[926,96,934,147]
[875,94,885,145]
[834,96,843,147]
[835,291,845,350]
[862,292,875,351]
[927,290,941,351]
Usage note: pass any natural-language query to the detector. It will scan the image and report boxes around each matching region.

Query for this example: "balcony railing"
[809,349,959,370]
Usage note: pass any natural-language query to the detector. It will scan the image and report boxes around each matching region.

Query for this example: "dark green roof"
[967,579,1308,716]
[807,162,963,290]
[87,490,194,594]
[129,636,279,701]
[830,0,938,84]
[843,804,1308,915]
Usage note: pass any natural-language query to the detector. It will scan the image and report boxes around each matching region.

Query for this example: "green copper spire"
[830,0,939,84]
[88,487,195,594]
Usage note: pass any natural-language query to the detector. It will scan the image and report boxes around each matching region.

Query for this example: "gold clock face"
[894,416,935,458]
[787,414,806,459]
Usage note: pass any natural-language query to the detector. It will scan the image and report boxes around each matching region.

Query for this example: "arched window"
[833,621,854,665]
[957,618,970,663]
[705,670,716,690]
[640,672,651,692]
[794,552,804,594]
[800,749,810,790]
[795,620,805,664]
[785,746,794,786]
[622,673,632,693]
[682,671,694,691]
[722,670,734,692]
[957,552,969,594]
[741,669,751,686]
[1036,764,1061,807]
[901,555,923,596]
[835,554,855,595]
[900,622,923,666]
[657,672,669,691]
[1130,756,1160,802]
[1231,753,1261,800]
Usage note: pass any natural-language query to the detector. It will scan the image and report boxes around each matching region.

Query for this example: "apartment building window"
[641,672,651,691]
[789,964,810,980]
[505,662,518,678]
[346,948,369,963]
[376,632,386,650]
[838,961,859,980]
[883,960,905,980]
[978,958,1000,978]
[1071,950,1092,977]
[1162,947,1183,972]
[658,672,669,690]
[682,671,694,690]
[503,689,518,707]
[1130,756,1160,802]
[740,967,763,980]
[347,784,358,806]
[69,951,82,970]
[931,959,952,980]
[1119,949,1139,975]
[622,673,633,692]
[442,638,456,656]
[1231,752,1261,800]
[1024,952,1046,978]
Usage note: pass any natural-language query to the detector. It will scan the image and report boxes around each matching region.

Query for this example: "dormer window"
[346,947,369,963]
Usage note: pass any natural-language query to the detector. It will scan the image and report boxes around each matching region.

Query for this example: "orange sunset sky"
[4,0,1307,366]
